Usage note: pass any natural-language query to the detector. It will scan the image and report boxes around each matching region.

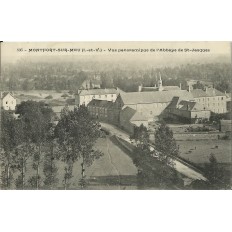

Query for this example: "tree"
[154,121,179,160]
[152,122,179,188]
[205,153,225,188]
[0,112,18,189]
[15,101,55,189]
[43,125,59,189]
[192,81,205,90]
[55,105,103,189]
[131,124,149,149]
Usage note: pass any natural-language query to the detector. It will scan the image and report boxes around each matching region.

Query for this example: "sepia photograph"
[0,42,231,190]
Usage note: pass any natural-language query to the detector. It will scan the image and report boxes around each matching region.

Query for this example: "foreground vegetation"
[130,123,231,190]
[0,102,102,189]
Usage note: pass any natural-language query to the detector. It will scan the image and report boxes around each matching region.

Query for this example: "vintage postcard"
[0,42,231,190]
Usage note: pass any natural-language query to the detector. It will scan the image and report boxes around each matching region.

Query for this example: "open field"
[14,90,75,106]
[177,140,231,164]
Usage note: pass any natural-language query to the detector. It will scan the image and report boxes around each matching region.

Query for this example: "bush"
[45,95,53,99]
[61,93,69,98]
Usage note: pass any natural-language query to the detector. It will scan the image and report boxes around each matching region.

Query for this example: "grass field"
[15,90,75,107]
[177,139,231,164]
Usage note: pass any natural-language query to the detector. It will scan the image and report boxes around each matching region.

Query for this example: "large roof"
[120,107,152,122]
[78,88,118,96]
[119,90,193,105]
[206,88,226,97]
[191,89,208,98]
[191,88,226,98]
[163,86,180,91]
[177,100,209,111]
[1,92,15,99]
[141,85,180,92]
[131,111,154,121]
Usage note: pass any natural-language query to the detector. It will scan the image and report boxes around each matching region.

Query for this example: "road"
[100,122,207,182]
[85,136,138,189]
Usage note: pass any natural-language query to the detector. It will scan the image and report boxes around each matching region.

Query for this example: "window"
[6,101,8,104]
[93,95,95,98]
[105,95,107,98]
[99,95,101,98]
[222,97,224,100]
[111,94,113,97]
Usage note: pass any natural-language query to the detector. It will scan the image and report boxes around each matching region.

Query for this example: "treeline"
[0,102,102,190]
[2,62,231,93]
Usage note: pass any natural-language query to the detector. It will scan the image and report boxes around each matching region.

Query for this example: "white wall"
[2,94,16,110]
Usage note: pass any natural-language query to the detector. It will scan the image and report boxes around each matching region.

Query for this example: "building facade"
[75,88,119,107]
[0,92,17,111]
[87,99,114,121]
[114,90,193,118]
[191,88,227,114]
[164,97,211,123]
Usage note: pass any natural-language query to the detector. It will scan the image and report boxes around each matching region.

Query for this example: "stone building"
[191,88,227,114]
[75,88,120,107]
[87,99,114,122]
[164,96,211,123]
[114,90,193,118]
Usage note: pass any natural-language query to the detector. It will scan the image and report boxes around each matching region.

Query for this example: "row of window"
[197,97,224,102]
[202,103,226,107]
[83,94,115,100]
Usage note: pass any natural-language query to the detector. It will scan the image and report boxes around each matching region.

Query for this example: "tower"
[158,72,163,91]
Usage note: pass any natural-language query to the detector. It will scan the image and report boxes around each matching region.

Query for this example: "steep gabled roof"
[131,111,153,121]
[120,106,137,121]
[206,88,226,97]
[119,90,193,105]
[163,86,180,91]
[1,92,15,99]
[191,89,208,98]
[78,88,118,96]
[178,100,209,111]
[191,88,226,98]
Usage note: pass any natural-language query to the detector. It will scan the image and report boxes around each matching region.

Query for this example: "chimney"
[205,87,208,93]
[179,83,182,90]
[0,91,2,99]
[188,85,191,92]
[138,84,143,92]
